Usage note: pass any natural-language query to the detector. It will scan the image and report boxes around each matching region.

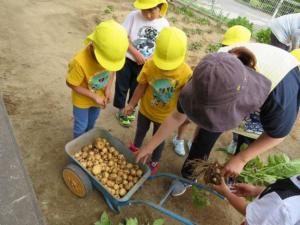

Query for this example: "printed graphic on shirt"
[133,26,158,58]
[150,78,179,106]
[88,71,109,92]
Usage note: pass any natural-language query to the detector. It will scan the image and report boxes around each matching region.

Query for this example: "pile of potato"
[73,137,143,199]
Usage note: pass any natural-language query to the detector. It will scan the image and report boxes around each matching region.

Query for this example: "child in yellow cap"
[66,20,128,138]
[113,0,169,127]
[124,27,192,175]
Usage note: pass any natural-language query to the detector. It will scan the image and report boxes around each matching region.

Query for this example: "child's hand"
[123,104,134,116]
[133,50,146,65]
[213,177,230,196]
[93,95,106,108]
[231,183,261,197]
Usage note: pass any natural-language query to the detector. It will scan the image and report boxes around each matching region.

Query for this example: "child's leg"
[151,122,165,162]
[113,59,131,110]
[86,107,101,132]
[177,119,190,140]
[73,106,89,138]
[133,112,151,148]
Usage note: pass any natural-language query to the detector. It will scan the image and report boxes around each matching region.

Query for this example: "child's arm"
[104,72,115,105]
[66,81,105,108]
[123,83,148,115]
[213,179,248,216]
[128,42,146,65]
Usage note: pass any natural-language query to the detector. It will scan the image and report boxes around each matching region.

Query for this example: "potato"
[92,165,102,175]
[96,141,105,149]
[113,184,119,190]
[122,174,128,180]
[102,148,108,154]
[82,146,89,152]
[82,152,88,159]
[128,175,133,181]
[136,169,143,177]
[81,162,87,168]
[87,161,93,168]
[133,177,138,183]
[116,177,122,184]
[122,180,128,185]
[119,188,127,197]
[108,160,114,167]
[103,172,109,178]
[107,180,114,188]
[89,151,95,156]
[109,173,117,181]
[101,177,108,185]
[88,144,93,149]
[130,169,136,176]
[126,163,133,169]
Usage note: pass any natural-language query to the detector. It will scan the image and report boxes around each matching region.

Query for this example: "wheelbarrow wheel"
[63,163,92,198]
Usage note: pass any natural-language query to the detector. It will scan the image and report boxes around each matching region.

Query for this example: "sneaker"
[171,179,192,197]
[227,140,237,155]
[127,111,136,122]
[115,111,131,127]
[148,161,159,176]
[172,136,185,156]
[129,143,139,153]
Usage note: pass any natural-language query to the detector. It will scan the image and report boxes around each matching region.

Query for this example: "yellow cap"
[153,27,187,70]
[222,25,251,46]
[84,20,129,71]
[133,0,168,16]
[291,48,300,62]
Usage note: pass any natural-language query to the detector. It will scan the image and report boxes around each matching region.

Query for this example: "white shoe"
[173,136,185,156]
[227,140,237,155]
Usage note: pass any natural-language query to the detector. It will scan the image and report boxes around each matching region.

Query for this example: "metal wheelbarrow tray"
[63,128,223,225]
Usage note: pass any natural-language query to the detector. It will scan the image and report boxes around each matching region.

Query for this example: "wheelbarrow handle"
[149,172,225,200]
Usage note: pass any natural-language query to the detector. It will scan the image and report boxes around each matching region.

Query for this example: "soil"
[0,0,299,225]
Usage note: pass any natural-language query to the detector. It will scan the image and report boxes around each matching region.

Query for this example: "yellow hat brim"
[133,1,168,16]
[84,32,126,71]
[153,52,185,70]
[93,47,125,71]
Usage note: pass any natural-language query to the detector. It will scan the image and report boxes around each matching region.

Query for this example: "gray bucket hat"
[179,52,271,132]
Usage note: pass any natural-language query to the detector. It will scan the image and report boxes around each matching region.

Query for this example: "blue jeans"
[73,106,101,138]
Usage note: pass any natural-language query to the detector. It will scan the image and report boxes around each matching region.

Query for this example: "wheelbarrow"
[62,128,223,225]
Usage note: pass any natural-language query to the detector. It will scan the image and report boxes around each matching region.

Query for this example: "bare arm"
[66,81,105,107]
[223,190,248,216]
[223,133,285,177]
[135,109,187,163]
[128,42,145,65]
[124,83,148,115]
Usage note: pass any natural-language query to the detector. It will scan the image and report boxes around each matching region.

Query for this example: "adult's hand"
[135,146,153,164]
[223,155,247,178]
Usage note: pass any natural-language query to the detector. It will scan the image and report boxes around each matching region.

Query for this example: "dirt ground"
[1,0,300,225]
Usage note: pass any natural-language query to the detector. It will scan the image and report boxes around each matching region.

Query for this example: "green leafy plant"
[227,16,253,32]
[104,5,114,14]
[237,153,300,186]
[94,212,164,225]
[205,43,222,53]
[188,41,202,51]
[191,186,211,208]
[255,28,271,44]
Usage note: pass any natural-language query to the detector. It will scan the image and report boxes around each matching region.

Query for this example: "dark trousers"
[134,112,164,162]
[113,58,143,109]
[181,128,222,178]
[271,32,289,51]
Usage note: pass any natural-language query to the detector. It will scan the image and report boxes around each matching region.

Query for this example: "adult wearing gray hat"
[269,13,300,51]
[135,44,300,196]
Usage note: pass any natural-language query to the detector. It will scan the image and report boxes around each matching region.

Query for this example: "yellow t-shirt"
[137,59,192,123]
[66,46,111,108]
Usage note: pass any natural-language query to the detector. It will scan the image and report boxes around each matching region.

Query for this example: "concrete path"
[195,0,272,29]
[0,97,46,225]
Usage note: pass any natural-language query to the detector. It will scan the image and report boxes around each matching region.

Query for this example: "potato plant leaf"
[94,212,112,225]
[152,219,164,225]
[125,218,138,225]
